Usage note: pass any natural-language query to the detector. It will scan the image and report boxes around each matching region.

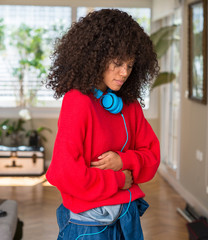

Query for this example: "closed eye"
[112,60,134,70]
[113,61,122,67]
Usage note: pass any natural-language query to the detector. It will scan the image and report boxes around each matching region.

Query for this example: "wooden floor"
[140,174,189,240]
[0,173,189,240]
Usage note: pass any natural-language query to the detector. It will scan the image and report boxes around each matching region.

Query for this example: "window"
[0,4,152,113]
[160,8,182,172]
[77,7,151,34]
[0,5,71,107]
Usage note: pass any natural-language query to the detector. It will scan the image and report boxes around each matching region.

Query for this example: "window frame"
[0,0,157,119]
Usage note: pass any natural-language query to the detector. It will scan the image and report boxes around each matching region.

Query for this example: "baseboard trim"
[158,164,208,218]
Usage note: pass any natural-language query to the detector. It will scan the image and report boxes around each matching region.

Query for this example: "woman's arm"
[117,102,160,184]
[91,102,160,184]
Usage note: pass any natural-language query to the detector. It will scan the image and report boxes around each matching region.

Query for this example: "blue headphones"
[93,88,123,114]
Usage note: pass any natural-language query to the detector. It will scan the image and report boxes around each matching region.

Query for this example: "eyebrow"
[113,59,135,64]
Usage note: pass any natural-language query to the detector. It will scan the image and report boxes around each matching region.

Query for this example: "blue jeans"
[56,198,149,240]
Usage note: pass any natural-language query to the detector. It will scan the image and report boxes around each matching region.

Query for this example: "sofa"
[0,199,23,240]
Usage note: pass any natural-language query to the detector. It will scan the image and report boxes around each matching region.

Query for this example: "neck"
[96,82,107,92]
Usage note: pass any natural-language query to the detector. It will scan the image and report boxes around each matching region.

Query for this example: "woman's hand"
[91,151,123,171]
[122,170,133,189]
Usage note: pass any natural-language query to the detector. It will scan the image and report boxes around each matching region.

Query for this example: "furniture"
[0,145,45,176]
[0,200,19,240]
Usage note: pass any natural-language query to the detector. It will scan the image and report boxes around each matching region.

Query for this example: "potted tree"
[10,24,48,107]
[9,22,66,107]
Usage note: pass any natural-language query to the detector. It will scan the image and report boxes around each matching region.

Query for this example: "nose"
[119,64,128,77]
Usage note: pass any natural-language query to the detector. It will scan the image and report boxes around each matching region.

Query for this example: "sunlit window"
[77,7,151,34]
[0,5,71,107]
[0,5,151,109]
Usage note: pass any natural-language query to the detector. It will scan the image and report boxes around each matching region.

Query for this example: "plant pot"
[29,130,40,147]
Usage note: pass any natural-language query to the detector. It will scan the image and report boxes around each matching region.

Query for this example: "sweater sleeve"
[46,91,125,202]
[116,102,160,184]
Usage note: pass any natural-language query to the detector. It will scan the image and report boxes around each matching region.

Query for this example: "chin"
[109,86,122,92]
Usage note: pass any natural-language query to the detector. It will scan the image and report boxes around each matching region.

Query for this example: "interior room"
[0,0,208,239]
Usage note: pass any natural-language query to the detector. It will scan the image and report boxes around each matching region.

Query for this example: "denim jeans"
[56,198,149,240]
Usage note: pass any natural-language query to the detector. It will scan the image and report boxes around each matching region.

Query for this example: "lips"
[114,80,125,86]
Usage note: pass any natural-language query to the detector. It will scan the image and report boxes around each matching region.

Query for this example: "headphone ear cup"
[102,92,123,114]
[111,96,123,114]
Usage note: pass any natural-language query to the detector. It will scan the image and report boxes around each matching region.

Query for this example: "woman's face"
[98,59,134,92]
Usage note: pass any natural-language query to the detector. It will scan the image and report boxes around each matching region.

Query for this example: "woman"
[46,9,160,240]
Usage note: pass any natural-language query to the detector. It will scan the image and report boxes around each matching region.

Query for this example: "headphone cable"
[75,112,130,240]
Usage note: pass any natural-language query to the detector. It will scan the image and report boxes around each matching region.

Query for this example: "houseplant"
[18,108,52,147]
[0,119,26,146]
[0,117,52,147]
[150,24,180,89]
[26,127,52,147]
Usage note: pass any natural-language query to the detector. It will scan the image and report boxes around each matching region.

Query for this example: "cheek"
[106,69,115,78]
[103,71,112,84]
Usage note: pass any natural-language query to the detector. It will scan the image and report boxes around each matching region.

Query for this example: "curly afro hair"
[46,8,159,105]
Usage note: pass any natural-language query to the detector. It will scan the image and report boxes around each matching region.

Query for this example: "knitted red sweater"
[46,89,160,213]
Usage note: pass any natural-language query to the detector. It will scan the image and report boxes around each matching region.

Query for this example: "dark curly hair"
[46,8,159,105]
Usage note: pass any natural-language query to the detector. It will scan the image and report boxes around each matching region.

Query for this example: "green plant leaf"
[151,72,176,89]
[154,38,179,59]
[150,25,180,59]
[16,119,26,132]
[0,119,10,128]
[37,126,52,133]
[0,119,10,136]
[39,134,47,142]
[150,25,178,46]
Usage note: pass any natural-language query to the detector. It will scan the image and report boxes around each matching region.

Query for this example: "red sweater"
[46,89,160,213]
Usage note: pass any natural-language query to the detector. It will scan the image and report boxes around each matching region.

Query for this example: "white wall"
[152,0,175,21]
[153,0,208,217]
[0,0,152,8]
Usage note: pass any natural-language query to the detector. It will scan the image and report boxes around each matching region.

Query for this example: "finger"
[98,151,111,159]
[91,159,106,166]
[92,164,108,170]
